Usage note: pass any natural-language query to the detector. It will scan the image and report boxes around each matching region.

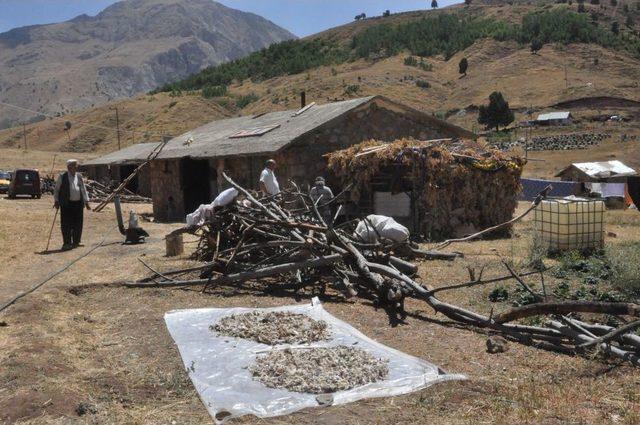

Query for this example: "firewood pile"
[85,179,151,203]
[128,174,640,366]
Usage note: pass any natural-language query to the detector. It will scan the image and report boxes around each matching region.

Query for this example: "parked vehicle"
[8,169,41,199]
[0,170,10,193]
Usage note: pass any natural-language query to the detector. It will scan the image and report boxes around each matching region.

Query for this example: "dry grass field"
[1,191,639,424]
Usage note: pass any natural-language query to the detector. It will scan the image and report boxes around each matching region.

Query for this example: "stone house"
[150,96,474,222]
[81,142,161,197]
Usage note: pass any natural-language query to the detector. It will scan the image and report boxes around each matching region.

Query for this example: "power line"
[0,100,175,139]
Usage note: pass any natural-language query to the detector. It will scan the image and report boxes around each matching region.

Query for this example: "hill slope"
[0,0,295,129]
[1,0,639,180]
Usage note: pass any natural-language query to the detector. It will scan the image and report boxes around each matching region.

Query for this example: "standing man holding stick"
[54,159,91,251]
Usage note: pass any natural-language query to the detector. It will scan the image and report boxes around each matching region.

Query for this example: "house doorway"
[119,164,139,193]
[181,158,211,215]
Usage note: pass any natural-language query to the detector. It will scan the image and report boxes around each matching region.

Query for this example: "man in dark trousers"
[54,159,91,250]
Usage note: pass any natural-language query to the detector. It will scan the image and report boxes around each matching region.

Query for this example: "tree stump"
[166,234,184,257]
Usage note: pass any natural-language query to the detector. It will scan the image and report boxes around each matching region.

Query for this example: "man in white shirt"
[54,159,91,250]
[259,159,280,196]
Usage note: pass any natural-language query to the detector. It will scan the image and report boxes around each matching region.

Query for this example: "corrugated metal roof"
[156,97,375,160]
[536,111,572,121]
[82,142,161,166]
[557,160,637,179]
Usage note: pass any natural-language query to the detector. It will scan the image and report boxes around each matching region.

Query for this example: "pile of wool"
[326,138,525,240]
[211,311,330,345]
[250,346,389,394]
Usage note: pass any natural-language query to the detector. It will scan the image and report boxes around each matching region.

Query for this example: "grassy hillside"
[0,0,639,177]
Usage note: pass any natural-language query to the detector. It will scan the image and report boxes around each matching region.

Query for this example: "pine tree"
[431,0,439,8]
[459,57,468,76]
[531,38,543,54]
[478,92,515,131]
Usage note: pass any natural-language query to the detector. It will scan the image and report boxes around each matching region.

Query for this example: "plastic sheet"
[164,298,465,423]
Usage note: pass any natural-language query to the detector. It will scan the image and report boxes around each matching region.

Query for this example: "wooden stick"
[45,208,59,252]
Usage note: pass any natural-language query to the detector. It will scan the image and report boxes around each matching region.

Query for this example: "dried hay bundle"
[250,346,389,394]
[211,312,330,345]
[326,138,525,240]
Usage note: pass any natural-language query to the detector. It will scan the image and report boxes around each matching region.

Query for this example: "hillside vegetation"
[155,6,640,95]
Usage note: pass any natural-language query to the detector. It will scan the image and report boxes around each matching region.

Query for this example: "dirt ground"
[1,191,639,424]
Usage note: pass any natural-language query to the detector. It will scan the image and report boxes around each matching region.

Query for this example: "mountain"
[0,0,295,129]
[1,0,639,179]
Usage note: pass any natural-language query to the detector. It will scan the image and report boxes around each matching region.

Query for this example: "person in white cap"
[54,159,91,250]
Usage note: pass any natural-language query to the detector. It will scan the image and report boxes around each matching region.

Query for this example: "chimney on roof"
[300,91,306,109]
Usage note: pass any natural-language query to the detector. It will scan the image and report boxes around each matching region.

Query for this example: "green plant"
[416,79,431,89]
[478,91,515,131]
[459,57,468,76]
[344,84,360,95]
[607,242,640,296]
[404,56,419,66]
[527,233,547,271]
[202,84,228,99]
[168,101,178,109]
[236,93,259,108]
[489,286,509,302]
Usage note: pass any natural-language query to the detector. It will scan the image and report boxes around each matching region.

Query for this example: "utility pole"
[112,106,121,150]
[22,123,27,150]
[564,63,568,90]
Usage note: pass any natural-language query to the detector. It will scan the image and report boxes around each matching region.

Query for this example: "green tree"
[459,57,468,76]
[612,21,620,34]
[465,0,472,6]
[610,0,617,5]
[531,38,543,54]
[431,0,439,8]
[478,92,515,131]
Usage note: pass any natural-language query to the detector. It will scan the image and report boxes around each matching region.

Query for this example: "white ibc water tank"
[534,198,605,252]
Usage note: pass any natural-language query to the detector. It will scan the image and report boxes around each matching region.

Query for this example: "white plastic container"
[534,198,605,252]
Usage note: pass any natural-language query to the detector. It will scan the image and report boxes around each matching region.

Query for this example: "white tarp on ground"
[164,298,464,423]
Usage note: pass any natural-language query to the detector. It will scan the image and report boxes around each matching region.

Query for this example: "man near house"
[259,159,280,196]
[54,159,91,250]
[310,176,334,225]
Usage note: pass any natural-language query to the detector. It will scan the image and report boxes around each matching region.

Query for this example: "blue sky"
[0,0,458,37]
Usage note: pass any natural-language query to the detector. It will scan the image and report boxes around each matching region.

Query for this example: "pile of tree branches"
[128,174,640,366]
[86,179,151,204]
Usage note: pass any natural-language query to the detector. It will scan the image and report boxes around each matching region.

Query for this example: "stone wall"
[151,159,183,222]
[150,99,472,222]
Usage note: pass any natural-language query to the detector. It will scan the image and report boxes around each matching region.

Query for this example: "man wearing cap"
[310,177,334,225]
[259,159,280,196]
[54,159,91,250]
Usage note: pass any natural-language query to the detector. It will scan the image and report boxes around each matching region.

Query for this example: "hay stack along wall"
[327,139,525,240]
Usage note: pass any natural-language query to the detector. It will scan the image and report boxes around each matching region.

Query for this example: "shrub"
[236,93,259,108]
[416,79,431,89]
[404,56,419,66]
[459,57,468,75]
[607,242,640,296]
[202,85,227,99]
[344,84,360,95]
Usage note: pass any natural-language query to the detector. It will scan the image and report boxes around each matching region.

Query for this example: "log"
[493,301,640,324]
[125,253,346,288]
